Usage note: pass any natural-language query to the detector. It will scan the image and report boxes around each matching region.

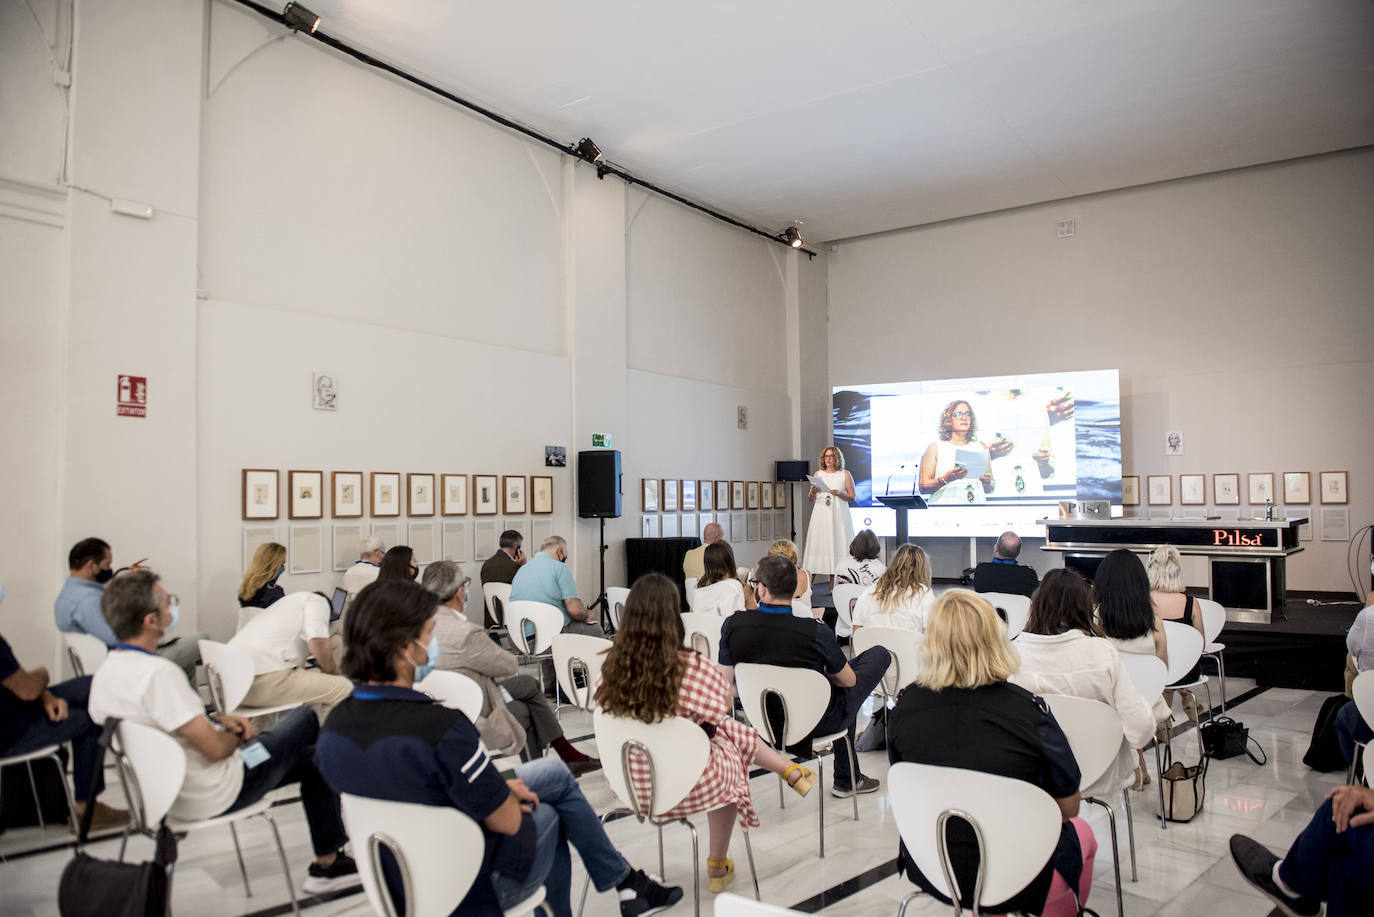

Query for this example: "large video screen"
[833,370,1121,519]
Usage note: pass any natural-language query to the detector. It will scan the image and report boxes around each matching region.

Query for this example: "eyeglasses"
[458,577,472,590]
[747,577,760,586]
[951,411,972,419]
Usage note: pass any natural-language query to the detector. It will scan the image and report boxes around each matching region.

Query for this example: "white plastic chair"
[888,762,1063,917]
[551,633,612,712]
[791,598,816,619]
[680,613,725,663]
[1162,621,1210,713]
[483,581,513,632]
[342,794,547,917]
[830,584,866,641]
[714,893,806,916]
[981,591,1031,639]
[63,632,108,677]
[605,587,631,631]
[415,670,484,722]
[733,663,860,857]
[683,579,699,610]
[1043,694,1132,917]
[507,600,567,701]
[198,640,303,720]
[1120,652,1170,829]
[0,744,79,831]
[1196,598,1228,712]
[1348,670,1374,785]
[850,626,922,700]
[113,721,299,913]
[586,710,758,917]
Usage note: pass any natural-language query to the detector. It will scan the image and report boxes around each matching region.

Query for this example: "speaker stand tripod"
[586,516,611,631]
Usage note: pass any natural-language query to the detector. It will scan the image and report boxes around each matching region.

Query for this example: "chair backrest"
[482,581,513,628]
[605,587,631,630]
[683,579,698,609]
[733,663,831,748]
[341,793,483,917]
[714,892,808,917]
[1161,620,1204,684]
[592,710,711,819]
[198,639,257,713]
[851,626,923,698]
[1196,598,1227,644]
[1119,652,1168,706]
[551,633,613,710]
[1353,670,1374,728]
[981,592,1031,639]
[415,670,484,721]
[63,632,108,677]
[506,601,564,655]
[114,721,188,831]
[680,613,725,662]
[888,761,1062,909]
[791,598,814,619]
[830,584,866,638]
[1042,694,1126,792]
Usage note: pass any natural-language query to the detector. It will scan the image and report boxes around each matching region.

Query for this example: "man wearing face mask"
[89,570,359,894]
[228,591,352,715]
[54,537,206,678]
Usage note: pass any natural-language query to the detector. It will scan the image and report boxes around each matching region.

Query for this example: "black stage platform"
[1212,590,1363,691]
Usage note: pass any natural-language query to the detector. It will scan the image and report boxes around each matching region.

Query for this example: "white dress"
[928,440,990,505]
[693,579,746,618]
[801,470,856,574]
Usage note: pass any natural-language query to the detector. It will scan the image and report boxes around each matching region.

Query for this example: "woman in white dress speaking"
[802,445,856,578]
[918,399,998,505]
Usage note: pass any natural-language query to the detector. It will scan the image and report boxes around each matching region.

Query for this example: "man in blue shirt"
[509,535,604,639]
[971,531,1039,598]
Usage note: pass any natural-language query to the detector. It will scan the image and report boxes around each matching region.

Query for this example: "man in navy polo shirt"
[972,531,1039,598]
[718,554,890,797]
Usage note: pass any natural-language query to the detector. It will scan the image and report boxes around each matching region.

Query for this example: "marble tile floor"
[0,677,1342,916]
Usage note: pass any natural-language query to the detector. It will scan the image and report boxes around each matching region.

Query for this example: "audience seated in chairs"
[970,530,1039,598]
[378,545,420,583]
[1147,545,1207,722]
[718,554,890,798]
[887,588,1098,917]
[237,541,286,610]
[89,570,357,894]
[850,544,934,634]
[692,542,753,618]
[419,560,599,775]
[479,529,528,628]
[314,579,681,917]
[682,522,725,584]
[596,573,816,894]
[832,529,887,589]
[227,590,352,714]
[765,540,813,617]
[343,535,385,600]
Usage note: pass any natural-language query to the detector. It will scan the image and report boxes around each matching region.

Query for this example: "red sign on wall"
[117,374,147,418]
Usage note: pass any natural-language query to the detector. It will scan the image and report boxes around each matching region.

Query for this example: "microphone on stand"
[885,464,907,496]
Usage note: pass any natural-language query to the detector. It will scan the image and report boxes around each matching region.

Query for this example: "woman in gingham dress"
[596,574,817,894]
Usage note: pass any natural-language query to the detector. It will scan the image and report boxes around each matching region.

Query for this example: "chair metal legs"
[1122,789,1137,882]
[896,891,924,917]
[4,748,78,832]
[1153,737,1167,829]
[1085,797,1124,917]
[742,828,760,900]
[229,822,253,896]
[657,823,665,879]
[816,754,826,858]
[259,811,301,916]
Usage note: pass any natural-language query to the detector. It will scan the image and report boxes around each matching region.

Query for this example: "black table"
[625,536,701,611]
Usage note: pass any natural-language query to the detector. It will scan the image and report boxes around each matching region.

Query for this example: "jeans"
[2,676,103,803]
[491,757,629,917]
[813,646,891,787]
[1278,797,1374,917]
[1335,700,1372,765]
[223,707,346,857]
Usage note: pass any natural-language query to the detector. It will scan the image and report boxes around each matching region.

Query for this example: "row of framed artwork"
[1122,471,1349,507]
[642,478,789,513]
[640,509,789,543]
[241,469,555,520]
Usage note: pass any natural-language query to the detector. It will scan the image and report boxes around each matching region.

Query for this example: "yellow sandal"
[707,858,735,893]
[782,763,817,797]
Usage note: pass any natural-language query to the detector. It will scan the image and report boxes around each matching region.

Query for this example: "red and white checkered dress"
[625,651,761,829]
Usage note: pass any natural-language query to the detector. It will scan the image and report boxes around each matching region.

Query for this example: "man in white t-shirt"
[88,570,358,894]
[342,536,384,599]
[228,592,351,713]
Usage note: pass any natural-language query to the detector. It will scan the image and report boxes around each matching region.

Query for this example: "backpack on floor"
[1303,694,1353,772]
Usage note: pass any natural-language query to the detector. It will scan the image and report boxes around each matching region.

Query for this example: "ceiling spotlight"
[576,138,603,163]
[782,226,804,249]
[282,2,320,33]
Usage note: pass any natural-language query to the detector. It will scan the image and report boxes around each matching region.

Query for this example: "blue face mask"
[166,598,180,633]
[413,636,439,682]
[276,565,286,579]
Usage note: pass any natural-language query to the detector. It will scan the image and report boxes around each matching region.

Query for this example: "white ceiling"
[306,0,1374,242]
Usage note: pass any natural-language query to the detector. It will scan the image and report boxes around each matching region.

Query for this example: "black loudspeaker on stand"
[578,450,621,621]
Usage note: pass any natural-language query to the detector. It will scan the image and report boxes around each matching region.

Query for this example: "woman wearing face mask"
[377,546,419,583]
[238,542,287,610]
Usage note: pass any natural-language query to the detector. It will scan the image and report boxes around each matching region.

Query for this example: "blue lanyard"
[114,643,157,656]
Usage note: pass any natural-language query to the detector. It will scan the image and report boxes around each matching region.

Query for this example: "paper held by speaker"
[577,449,622,518]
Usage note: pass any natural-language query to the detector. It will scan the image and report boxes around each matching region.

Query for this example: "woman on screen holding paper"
[802,445,856,577]
[919,400,995,504]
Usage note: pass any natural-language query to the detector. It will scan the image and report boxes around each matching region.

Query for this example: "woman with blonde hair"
[767,539,814,616]
[596,574,815,893]
[851,544,933,632]
[1147,544,1206,718]
[801,445,856,577]
[238,541,287,609]
[888,589,1098,916]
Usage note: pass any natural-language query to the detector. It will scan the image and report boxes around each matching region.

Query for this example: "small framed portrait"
[312,372,338,411]
[1283,471,1311,505]
[544,445,566,467]
[503,476,527,514]
[697,479,713,511]
[681,479,697,512]
[473,475,499,515]
[1320,471,1348,505]
[242,468,279,520]
[746,481,760,509]
[1213,473,1240,506]
[641,514,659,538]
[332,471,364,518]
[441,474,468,516]
[731,480,746,509]
[1248,472,1274,505]
[531,475,553,514]
[761,482,774,509]
[408,473,436,517]
[663,479,680,512]
[715,481,730,511]
[774,482,787,508]
[642,478,660,513]
[371,472,402,517]
[1164,431,1184,456]
[1179,474,1205,506]
[288,469,324,519]
[1147,474,1172,505]
[1120,475,1139,506]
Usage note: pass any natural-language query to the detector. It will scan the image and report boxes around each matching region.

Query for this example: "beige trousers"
[243,667,352,717]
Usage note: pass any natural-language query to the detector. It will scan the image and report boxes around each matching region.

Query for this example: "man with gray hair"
[342,535,384,600]
[509,535,602,638]
[682,522,725,583]
[971,530,1039,598]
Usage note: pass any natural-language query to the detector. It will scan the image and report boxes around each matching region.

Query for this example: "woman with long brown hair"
[596,573,815,894]
[692,542,752,617]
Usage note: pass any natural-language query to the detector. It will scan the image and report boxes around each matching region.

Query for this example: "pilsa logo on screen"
[1213,529,1264,546]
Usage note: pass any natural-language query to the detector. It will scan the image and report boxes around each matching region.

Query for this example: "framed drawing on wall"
[288,470,323,519]
[774,482,787,508]
[371,522,400,552]
[1179,474,1205,506]
[530,476,553,514]
[473,520,498,558]
[242,469,279,520]
[697,480,713,511]
[242,525,278,572]
[1283,471,1311,505]
[661,514,679,537]
[731,481,746,509]
[408,473,436,517]
[441,474,468,515]
[332,523,362,571]
[1147,475,1172,505]
[442,520,469,563]
[681,479,697,512]
[409,521,436,565]
[288,524,323,575]
[1320,471,1348,505]
[371,472,401,517]
[332,471,364,518]
[1248,472,1274,505]
[531,519,554,548]
[641,514,659,537]
[503,475,527,514]
[1120,475,1139,506]
[746,481,760,509]
[761,482,773,509]
[642,478,660,513]
[473,475,499,515]
[715,481,730,512]
[663,479,680,513]
[1213,473,1240,505]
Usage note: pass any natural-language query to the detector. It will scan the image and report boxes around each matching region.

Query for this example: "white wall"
[828,150,1374,591]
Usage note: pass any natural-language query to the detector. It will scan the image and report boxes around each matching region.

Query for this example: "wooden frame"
[288,524,323,574]
[697,479,713,511]
[502,475,527,514]
[1179,474,1205,506]
[761,481,774,509]
[1247,472,1274,506]
[1120,475,1139,506]
[1146,474,1172,506]
[473,475,499,515]
[731,480,746,509]
[1283,471,1311,505]
[530,475,554,514]
[371,472,402,517]
[715,481,730,511]
[774,482,787,508]
[332,471,364,518]
[288,469,324,519]
[681,479,697,512]
[1213,473,1240,506]
[642,478,660,513]
[663,479,680,513]
[241,468,279,520]
[441,474,468,516]
[1320,471,1348,505]
[407,473,436,517]
[746,481,760,509]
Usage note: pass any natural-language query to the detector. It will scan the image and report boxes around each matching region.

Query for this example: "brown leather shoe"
[567,758,602,778]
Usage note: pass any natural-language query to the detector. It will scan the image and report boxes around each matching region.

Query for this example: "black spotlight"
[782,226,804,249]
[576,138,603,163]
[282,2,320,33]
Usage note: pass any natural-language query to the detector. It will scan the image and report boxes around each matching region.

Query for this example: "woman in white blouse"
[833,530,887,588]
[851,544,934,632]
[692,543,752,618]
[1012,568,1155,796]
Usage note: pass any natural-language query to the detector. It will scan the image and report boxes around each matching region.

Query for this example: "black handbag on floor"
[1199,715,1267,764]
[57,719,177,917]
[1303,694,1352,772]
